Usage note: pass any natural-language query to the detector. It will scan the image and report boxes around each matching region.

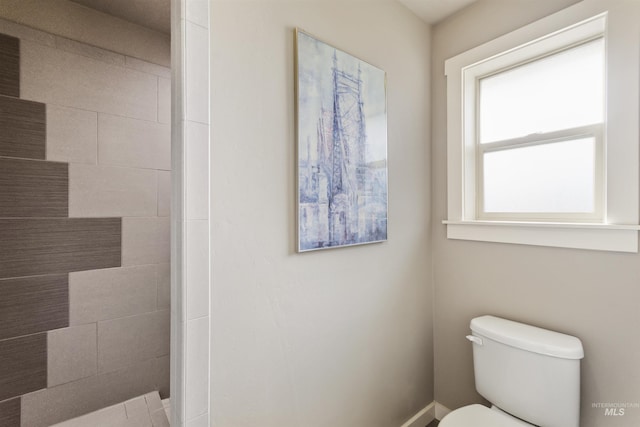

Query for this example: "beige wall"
[431,1,640,426]
[210,1,432,426]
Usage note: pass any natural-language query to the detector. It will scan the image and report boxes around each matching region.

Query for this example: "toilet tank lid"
[470,316,584,360]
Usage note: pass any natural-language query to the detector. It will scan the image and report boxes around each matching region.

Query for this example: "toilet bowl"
[440,404,533,427]
[439,315,584,427]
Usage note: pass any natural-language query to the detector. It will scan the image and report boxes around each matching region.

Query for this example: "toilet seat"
[439,404,534,427]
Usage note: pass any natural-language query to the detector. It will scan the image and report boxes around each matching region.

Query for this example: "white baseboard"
[400,402,435,427]
[435,402,452,420]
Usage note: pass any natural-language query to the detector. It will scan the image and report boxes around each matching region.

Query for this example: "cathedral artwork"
[296,30,388,252]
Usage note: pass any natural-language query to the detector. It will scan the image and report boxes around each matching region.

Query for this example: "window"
[444,4,640,253]
[477,37,604,221]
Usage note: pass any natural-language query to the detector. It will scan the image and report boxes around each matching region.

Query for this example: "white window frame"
[444,1,640,253]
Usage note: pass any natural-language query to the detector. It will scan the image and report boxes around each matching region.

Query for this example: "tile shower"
[0,19,171,427]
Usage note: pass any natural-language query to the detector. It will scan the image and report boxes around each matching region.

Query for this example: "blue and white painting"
[296,30,388,252]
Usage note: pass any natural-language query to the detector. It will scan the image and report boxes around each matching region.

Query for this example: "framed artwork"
[295,29,388,252]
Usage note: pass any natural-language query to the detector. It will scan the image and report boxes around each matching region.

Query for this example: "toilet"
[440,315,584,427]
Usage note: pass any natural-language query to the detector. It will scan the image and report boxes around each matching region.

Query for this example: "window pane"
[483,138,595,213]
[479,38,604,144]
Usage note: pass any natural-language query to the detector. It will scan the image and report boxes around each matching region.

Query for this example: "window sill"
[443,220,640,253]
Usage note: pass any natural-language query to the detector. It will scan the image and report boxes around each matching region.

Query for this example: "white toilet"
[440,315,584,427]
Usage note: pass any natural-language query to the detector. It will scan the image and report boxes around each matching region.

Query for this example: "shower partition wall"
[170,1,212,426]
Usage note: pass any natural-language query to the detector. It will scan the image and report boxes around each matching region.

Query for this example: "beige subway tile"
[21,40,158,121]
[21,374,103,427]
[98,113,170,170]
[125,56,171,78]
[156,263,171,310]
[55,36,126,66]
[155,356,170,399]
[97,310,169,374]
[158,77,170,124]
[158,171,171,217]
[69,164,157,217]
[156,311,170,358]
[70,266,157,325]
[46,104,97,164]
[22,359,161,427]
[98,359,158,410]
[0,17,55,46]
[47,324,98,387]
[122,217,170,266]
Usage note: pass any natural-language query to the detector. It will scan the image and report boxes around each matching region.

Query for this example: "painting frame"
[295,29,388,252]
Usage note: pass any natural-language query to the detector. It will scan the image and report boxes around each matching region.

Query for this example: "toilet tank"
[469,316,584,427]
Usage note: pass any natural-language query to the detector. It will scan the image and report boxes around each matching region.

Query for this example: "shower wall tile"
[69,164,157,217]
[22,358,159,427]
[1,20,171,421]
[46,104,97,164]
[185,121,209,220]
[0,18,55,47]
[125,56,170,78]
[98,114,170,170]
[158,77,170,124]
[49,392,171,427]
[158,171,171,217]
[0,218,121,279]
[185,22,209,124]
[0,397,20,427]
[0,275,68,341]
[122,217,170,266]
[97,310,169,374]
[22,374,102,427]
[186,0,210,30]
[185,316,208,420]
[186,220,209,320]
[156,263,171,310]
[69,265,157,325]
[55,37,126,67]
[155,355,170,399]
[186,413,209,427]
[98,358,160,407]
[21,40,158,121]
[0,33,19,97]
[0,158,68,217]
[177,10,212,426]
[47,324,97,387]
[0,333,47,401]
[0,95,45,160]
